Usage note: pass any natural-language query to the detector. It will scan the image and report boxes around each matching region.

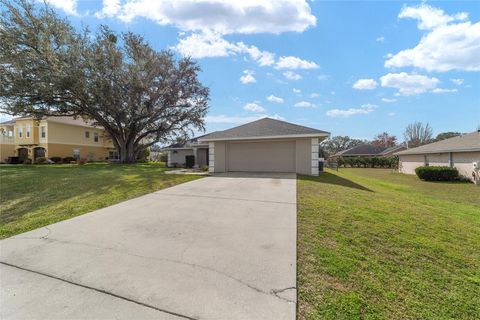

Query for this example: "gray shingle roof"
[334,144,388,157]
[164,133,211,149]
[199,118,329,141]
[396,131,480,155]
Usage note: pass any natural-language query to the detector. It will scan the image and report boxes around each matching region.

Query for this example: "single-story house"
[333,144,406,158]
[164,117,330,176]
[395,130,480,184]
[163,134,210,168]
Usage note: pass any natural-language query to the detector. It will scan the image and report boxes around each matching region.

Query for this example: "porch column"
[311,138,319,176]
[193,147,199,168]
[208,142,215,173]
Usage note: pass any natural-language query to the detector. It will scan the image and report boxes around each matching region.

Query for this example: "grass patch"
[0,163,201,239]
[297,169,480,320]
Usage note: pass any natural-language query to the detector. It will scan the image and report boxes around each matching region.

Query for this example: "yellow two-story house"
[0,116,118,162]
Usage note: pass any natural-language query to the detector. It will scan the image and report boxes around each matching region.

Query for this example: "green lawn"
[297,169,480,320]
[0,163,201,239]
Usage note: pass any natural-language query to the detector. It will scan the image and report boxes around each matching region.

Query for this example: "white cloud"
[294,101,316,108]
[432,88,458,94]
[240,70,256,84]
[380,72,439,96]
[352,78,378,90]
[95,0,120,18]
[310,93,321,98]
[205,114,284,124]
[236,42,276,66]
[283,71,302,81]
[267,95,284,103]
[381,98,397,103]
[174,31,275,67]
[293,88,301,94]
[45,0,78,15]
[385,5,480,72]
[243,102,265,113]
[105,0,316,35]
[275,56,319,69]
[326,104,377,117]
[376,36,385,43]
[450,78,464,85]
[317,74,329,81]
[398,4,467,30]
[388,112,396,116]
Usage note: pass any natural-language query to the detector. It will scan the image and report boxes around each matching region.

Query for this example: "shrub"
[50,156,62,163]
[201,165,209,172]
[62,156,76,164]
[77,158,87,165]
[23,158,32,164]
[34,157,47,164]
[415,166,459,181]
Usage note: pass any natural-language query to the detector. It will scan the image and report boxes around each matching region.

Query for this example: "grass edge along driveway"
[0,163,202,239]
[297,168,480,320]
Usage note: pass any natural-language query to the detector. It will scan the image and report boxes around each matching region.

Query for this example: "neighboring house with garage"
[0,116,117,163]
[396,130,480,183]
[333,144,406,158]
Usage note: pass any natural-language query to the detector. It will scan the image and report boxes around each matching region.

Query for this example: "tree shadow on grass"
[299,172,373,192]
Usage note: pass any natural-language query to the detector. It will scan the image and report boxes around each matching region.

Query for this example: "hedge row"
[336,156,399,168]
[415,166,459,181]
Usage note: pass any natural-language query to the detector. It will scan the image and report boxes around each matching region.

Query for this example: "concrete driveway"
[0,173,297,320]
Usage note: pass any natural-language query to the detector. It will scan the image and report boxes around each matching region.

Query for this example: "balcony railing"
[0,135,15,145]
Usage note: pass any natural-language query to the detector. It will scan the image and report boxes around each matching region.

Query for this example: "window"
[73,149,80,159]
[41,126,46,138]
[26,124,30,138]
[18,125,22,138]
[85,131,90,138]
[109,150,119,160]
[94,132,99,142]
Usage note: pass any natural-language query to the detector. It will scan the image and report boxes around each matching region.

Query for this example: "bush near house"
[49,157,62,163]
[415,166,459,181]
[34,157,47,164]
[62,156,76,164]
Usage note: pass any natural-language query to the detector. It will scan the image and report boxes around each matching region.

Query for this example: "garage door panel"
[227,141,295,172]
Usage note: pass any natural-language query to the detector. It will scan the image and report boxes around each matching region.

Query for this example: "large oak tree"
[0,0,209,163]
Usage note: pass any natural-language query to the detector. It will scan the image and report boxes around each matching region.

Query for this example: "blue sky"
[5,1,480,140]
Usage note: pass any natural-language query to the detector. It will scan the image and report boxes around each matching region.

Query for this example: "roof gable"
[199,118,329,141]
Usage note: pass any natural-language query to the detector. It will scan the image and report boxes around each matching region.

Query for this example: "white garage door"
[227,141,296,172]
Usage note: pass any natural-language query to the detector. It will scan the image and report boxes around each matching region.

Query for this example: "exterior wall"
[168,149,194,167]
[46,121,111,148]
[451,151,480,182]
[295,139,310,175]
[46,143,110,161]
[213,142,226,173]
[399,154,425,174]
[399,151,480,182]
[14,119,38,145]
[0,142,16,162]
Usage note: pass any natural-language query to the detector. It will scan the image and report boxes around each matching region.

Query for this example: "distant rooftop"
[396,131,480,155]
[334,144,389,157]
